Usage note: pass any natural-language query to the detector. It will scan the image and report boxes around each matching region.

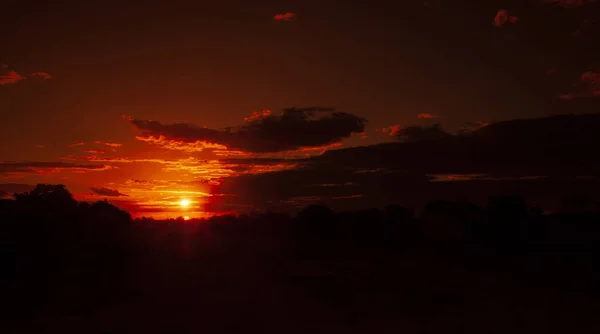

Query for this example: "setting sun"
[180,199,191,208]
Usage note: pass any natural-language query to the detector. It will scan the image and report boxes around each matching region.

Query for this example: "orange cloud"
[382,125,402,136]
[94,141,123,148]
[417,113,439,119]
[244,109,271,122]
[135,135,228,152]
[84,148,107,154]
[493,9,518,27]
[274,12,296,21]
[0,70,26,86]
[29,72,52,80]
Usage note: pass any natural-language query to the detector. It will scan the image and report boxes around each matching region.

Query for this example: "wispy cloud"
[0,161,112,176]
[68,141,86,147]
[418,113,439,119]
[28,72,52,80]
[0,69,26,86]
[540,0,597,8]
[94,141,123,148]
[274,12,296,21]
[244,110,271,122]
[90,187,129,197]
[560,68,600,99]
[84,148,107,154]
[493,9,518,27]
[1,66,52,86]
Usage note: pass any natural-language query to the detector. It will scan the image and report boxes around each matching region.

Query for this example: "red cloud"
[29,72,52,80]
[493,9,518,27]
[68,141,86,147]
[418,113,439,119]
[560,68,600,99]
[382,125,402,136]
[0,70,26,85]
[35,145,45,149]
[244,110,271,122]
[274,12,296,21]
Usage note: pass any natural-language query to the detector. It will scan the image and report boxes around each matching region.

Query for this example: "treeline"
[1,184,600,332]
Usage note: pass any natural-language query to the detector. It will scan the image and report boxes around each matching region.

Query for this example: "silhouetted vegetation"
[2,184,600,333]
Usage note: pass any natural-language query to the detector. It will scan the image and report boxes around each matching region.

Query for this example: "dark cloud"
[131,107,366,153]
[540,0,597,8]
[0,162,111,175]
[212,113,600,212]
[393,124,453,142]
[90,187,129,197]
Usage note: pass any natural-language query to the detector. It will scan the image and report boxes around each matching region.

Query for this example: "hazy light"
[180,199,191,207]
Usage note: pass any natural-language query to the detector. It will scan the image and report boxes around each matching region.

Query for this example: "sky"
[1,0,599,218]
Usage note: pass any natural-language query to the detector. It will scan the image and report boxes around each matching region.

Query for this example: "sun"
[180,199,191,208]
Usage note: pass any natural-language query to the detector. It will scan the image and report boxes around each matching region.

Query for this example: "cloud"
[540,0,597,8]
[0,162,111,176]
[36,145,45,149]
[68,141,86,147]
[29,72,52,80]
[394,124,452,142]
[560,68,600,99]
[493,10,518,27]
[274,12,296,21]
[130,107,366,153]
[84,148,107,154]
[209,113,600,212]
[94,141,123,148]
[1,66,52,86]
[382,125,402,136]
[0,69,26,86]
[458,121,490,133]
[244,110,271,122]
[417,113,439,119]
[89,187,129,197]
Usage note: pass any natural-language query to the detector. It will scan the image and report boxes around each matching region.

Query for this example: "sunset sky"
[1,0,599,218]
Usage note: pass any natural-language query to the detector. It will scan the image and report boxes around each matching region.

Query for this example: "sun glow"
[180,199,191,208]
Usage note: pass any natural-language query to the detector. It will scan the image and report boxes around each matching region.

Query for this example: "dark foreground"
[2,185,600,333]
